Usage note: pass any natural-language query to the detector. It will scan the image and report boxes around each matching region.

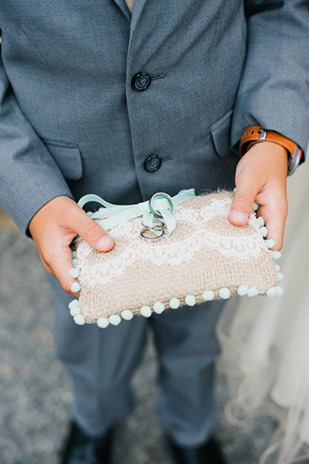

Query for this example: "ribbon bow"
[77,188,196,238]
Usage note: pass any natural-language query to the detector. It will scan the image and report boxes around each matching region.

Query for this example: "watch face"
[288,147,302,176]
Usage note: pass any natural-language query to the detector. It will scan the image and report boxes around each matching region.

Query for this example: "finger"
[229,180,259,226]
[69,207,114,252]
[44,243,80,296]
[258,200,287,251]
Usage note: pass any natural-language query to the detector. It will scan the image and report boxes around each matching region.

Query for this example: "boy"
[0,1,308,462]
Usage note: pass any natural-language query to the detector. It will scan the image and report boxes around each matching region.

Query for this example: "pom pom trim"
[68,193,283,328]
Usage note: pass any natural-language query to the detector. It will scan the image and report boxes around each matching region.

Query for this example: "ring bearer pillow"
[68,189,282,328]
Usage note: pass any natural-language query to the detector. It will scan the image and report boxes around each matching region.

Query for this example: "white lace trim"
[77,197,265,288]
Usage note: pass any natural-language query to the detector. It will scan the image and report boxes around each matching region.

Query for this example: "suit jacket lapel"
[130,0,147,30]
[110,0,148,59]
[112,0,131,20]
[128,0,147,53]
[111,0,147,26]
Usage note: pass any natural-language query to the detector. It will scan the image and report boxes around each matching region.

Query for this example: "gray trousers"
[48,275,225,447]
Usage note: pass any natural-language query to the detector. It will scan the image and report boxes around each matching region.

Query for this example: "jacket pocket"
[210,109,233,158]
[42,138,83,180]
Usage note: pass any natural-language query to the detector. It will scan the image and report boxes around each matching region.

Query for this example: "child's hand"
[229,141,288,251]
[29,196,114,295]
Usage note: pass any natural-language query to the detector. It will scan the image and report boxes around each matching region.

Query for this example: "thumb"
[229,182,257,226]
[73,207,114,252]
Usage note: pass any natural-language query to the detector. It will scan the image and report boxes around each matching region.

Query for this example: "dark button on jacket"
[144,155,161,172]
[131,72,152,92]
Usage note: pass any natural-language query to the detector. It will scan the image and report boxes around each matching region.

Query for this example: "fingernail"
[97,235,114,251]
[229,210,250,224]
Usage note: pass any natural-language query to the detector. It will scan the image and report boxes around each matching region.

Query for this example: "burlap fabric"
[72,192,278,324]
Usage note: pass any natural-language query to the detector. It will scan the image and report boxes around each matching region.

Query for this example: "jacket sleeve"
[0,37,73,234]
[231,0,309,160]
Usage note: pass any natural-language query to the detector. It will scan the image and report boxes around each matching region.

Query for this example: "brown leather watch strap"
[240,125,299,158]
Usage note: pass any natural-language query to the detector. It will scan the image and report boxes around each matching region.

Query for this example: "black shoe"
[167,436,227,464]
[59,421,114,464]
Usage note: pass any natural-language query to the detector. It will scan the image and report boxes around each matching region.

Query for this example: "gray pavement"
[0,210,276,464]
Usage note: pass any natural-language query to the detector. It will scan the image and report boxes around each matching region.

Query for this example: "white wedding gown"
[217,156,309,463]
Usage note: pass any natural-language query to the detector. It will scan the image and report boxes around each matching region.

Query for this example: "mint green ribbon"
[77,188,196,237]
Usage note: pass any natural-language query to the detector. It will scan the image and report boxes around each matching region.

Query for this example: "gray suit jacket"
[0,0,308,232]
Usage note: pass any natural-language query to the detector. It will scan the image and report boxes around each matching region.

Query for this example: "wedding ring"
[141,218,165,231]
[149,192,174,218]
[140,227,164,240]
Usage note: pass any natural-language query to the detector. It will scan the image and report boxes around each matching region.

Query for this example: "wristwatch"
[240,125,303,175]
